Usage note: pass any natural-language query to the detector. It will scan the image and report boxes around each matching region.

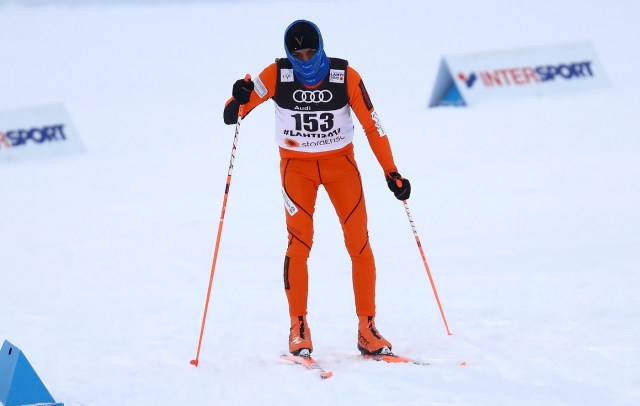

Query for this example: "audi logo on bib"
[293,90,333,103]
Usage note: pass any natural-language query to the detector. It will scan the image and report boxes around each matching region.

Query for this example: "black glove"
[386,172,411,200]
[232,78,254,105]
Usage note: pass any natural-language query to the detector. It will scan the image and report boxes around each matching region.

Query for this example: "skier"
[223,20,411,357]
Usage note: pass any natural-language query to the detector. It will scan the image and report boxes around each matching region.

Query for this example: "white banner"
[429,41,609,107]
[0,103,83,163]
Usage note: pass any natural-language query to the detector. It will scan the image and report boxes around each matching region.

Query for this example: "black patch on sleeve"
[284,256,291,290]
[359,79,373,111]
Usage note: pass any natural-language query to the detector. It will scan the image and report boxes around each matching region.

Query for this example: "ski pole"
[401,197,452,336]
[191,74,251,367]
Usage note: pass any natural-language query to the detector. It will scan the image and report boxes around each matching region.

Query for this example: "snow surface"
[1,0,639,404]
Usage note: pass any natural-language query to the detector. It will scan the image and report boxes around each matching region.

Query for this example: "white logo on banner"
[0,103,83,163]
[429,41,609,107]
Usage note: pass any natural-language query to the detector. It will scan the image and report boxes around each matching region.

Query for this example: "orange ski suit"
[225,58,398,317]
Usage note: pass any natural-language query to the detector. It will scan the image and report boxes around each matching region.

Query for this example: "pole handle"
[237,74,252,118]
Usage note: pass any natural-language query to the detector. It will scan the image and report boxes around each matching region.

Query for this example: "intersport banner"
[0,103,83,163]
[429,41,609,107]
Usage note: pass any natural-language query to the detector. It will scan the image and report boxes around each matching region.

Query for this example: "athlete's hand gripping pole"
[398,185,452,336]
[190,74,251,367]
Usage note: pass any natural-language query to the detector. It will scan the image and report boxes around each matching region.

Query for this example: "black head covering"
[285,21,320,52]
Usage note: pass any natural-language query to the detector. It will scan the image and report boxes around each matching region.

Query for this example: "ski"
[361,352,430,366]
[281,354,334,379]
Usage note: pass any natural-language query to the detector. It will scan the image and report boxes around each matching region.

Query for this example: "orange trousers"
[280,152,377,317]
